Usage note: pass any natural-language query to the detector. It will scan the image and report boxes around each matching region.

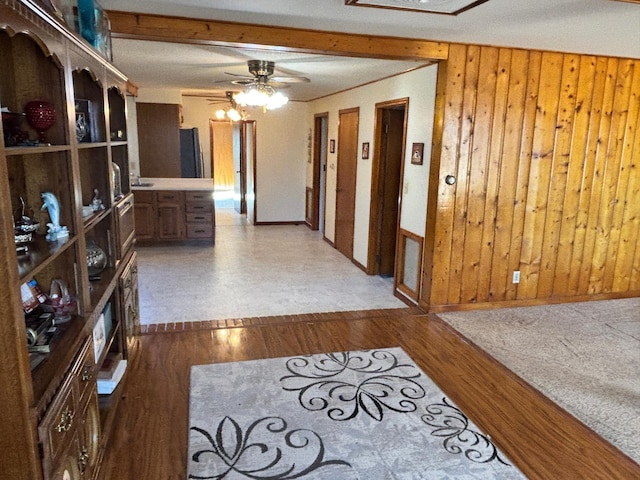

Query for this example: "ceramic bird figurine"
[41,192,69,241]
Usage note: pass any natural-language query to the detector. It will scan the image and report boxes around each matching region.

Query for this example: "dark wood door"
[136,103,181,178]
[379,108,405,276]
[335,108,359,259]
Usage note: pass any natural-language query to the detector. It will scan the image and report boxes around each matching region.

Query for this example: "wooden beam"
[106,11,449,61]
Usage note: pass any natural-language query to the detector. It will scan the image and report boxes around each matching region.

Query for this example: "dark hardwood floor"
[98,310,639,479]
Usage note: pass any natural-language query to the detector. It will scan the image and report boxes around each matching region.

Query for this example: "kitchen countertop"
[130,177,215,191]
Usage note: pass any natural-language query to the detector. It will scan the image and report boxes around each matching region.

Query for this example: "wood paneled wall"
[422,44,640,309]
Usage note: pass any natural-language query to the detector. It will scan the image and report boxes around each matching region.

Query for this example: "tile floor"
[136,208,406,325]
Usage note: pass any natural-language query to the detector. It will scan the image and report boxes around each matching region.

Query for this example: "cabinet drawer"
[72,338,96,407]
[186,201,212,213]
[185,191,213,203]
[119,251,138,304]
[133,190,155,204]
[186,213,213,224]
[187,223,213,239]
[157,191,183,203]
[39,375,79,471]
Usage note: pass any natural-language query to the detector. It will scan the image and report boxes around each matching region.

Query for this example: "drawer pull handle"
[194,216,205,220]
[55,407,74,433]
[81,365,93,382]
[195,230,205,233]
[78,446,89,473]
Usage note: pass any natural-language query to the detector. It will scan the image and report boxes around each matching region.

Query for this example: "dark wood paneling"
[424,45,640,308]
[136,103,181,178]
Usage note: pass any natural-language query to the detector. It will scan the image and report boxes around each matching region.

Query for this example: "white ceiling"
[100,0,640,100]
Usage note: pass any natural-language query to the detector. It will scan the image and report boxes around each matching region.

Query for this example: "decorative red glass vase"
[24,100,55,143]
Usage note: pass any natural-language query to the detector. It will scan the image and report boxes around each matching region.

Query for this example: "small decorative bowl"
[15,231,33,244]
[15,221,39,233]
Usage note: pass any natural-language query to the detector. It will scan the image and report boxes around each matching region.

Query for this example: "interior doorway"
[335,108,359,260]
[242,120,256,224]
[368,99,408,277]
[210,119,257,224]
[209,120,237,209]
[311,113,328,232]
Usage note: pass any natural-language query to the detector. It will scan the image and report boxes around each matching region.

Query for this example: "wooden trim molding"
[107,11,449,61]
[396,229,424,302]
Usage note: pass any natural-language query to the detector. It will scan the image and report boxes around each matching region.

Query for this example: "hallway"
[136,207,406,326]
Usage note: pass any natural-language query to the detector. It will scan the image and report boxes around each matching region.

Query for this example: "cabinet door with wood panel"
[132,190,155,240]
[157,191,184,240]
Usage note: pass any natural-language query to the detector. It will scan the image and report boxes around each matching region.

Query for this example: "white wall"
[249,102,307,223]
[308,64,438,267]
[181,96,214,178]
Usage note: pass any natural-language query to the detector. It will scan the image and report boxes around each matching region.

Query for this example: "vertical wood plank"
[555,55,597,296]
[612,65,640,292]
[601,60,637,292]
[447,44,479,304]
[421,61,448,308]
[478,48,511,302]
[587,58,626,292]
[518,52,563,299]
[505,51,542,301]
[568,56,609,295]
[537,54,580,297]
[428,44,467,306]
[460,46,499,303]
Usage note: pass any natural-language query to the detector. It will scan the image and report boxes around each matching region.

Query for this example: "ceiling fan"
[218,60,311,88]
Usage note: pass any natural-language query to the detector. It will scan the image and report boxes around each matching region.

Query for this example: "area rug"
[188,347,526,479]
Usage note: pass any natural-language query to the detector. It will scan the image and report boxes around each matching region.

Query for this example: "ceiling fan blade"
[223,72,254,78]
[270,76,311,84]
[230,79,257,86]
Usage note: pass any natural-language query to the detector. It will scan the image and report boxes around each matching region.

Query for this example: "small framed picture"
[411,142,424,165]
[330,139,336,153]
[362,142,369,159]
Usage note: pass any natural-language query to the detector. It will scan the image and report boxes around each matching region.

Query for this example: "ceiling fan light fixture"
[214,91,247,122]
[233,83,289,110]
[266,91,289,110]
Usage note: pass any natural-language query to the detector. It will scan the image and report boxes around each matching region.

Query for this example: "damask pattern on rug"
[188,347,526,479]
[189,416,352,480]
[280,349,426,421]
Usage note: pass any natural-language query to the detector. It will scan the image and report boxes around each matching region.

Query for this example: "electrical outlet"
[512,271,521,284]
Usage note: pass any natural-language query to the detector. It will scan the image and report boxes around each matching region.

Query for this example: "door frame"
[310,112,328,231]
[242,120,257,224]
[367,98,409,275]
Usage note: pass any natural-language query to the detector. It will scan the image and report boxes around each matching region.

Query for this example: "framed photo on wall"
[411,143,424,165]
[362,142,369,159]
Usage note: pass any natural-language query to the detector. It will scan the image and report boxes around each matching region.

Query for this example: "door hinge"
[384,123,389,134]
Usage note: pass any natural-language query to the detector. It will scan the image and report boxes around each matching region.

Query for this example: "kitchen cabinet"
[133,182,215,243]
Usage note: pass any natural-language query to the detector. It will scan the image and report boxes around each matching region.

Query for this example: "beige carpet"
[437,297,640,465]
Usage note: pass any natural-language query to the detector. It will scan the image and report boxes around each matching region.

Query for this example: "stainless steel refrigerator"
[180,127,203,178]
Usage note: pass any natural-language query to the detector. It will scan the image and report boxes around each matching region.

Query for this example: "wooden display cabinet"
[0,2,138,479]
